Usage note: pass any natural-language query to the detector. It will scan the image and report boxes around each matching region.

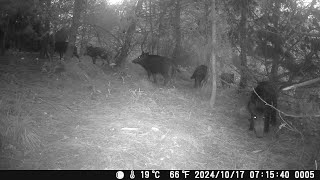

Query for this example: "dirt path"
[0,55,318,170]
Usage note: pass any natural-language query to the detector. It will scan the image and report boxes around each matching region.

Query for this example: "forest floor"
[0,52,319,170]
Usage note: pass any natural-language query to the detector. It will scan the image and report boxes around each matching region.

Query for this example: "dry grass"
[0,54,319,170]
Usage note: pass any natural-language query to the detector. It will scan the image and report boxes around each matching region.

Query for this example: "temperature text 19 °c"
[141,170,161,179]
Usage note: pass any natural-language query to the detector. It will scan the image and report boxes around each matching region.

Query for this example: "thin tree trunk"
[156,1,170,54]
[149,0,154,54]
[80,25,88,56]
[0,17,8,55]
[172,0,181,58]
[65,0,83,60]
[204,0,212,63]
[210,0,217,108]
[115,0,144,67]
[80,1,89,55]
[270,0,280,82]
[239,0,248,91]
[39,0,51,59]
[0,30,4,55]
[204,0,211,43]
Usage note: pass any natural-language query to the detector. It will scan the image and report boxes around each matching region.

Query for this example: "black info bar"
[1,170,318,179]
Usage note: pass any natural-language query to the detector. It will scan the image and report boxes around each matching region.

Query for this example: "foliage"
[225,0,320,83]
[0,0,319,81]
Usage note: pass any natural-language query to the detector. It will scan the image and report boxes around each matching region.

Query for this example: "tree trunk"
[172,0,181,58]
[0,15,10,56]
[204,0,212,63]
[204,0,211,44]
[149,0,154,54]
[80,1,90,56]
[210,0,217,108]
[80,25,88,56]
[270,0,280,82]
[115,0,144,67]
[156,0,170,54]
[0,30,4,55]
[39,0,51,59]
[65,0,84,60]
[0,20,6,55]
[238,0,248,91]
